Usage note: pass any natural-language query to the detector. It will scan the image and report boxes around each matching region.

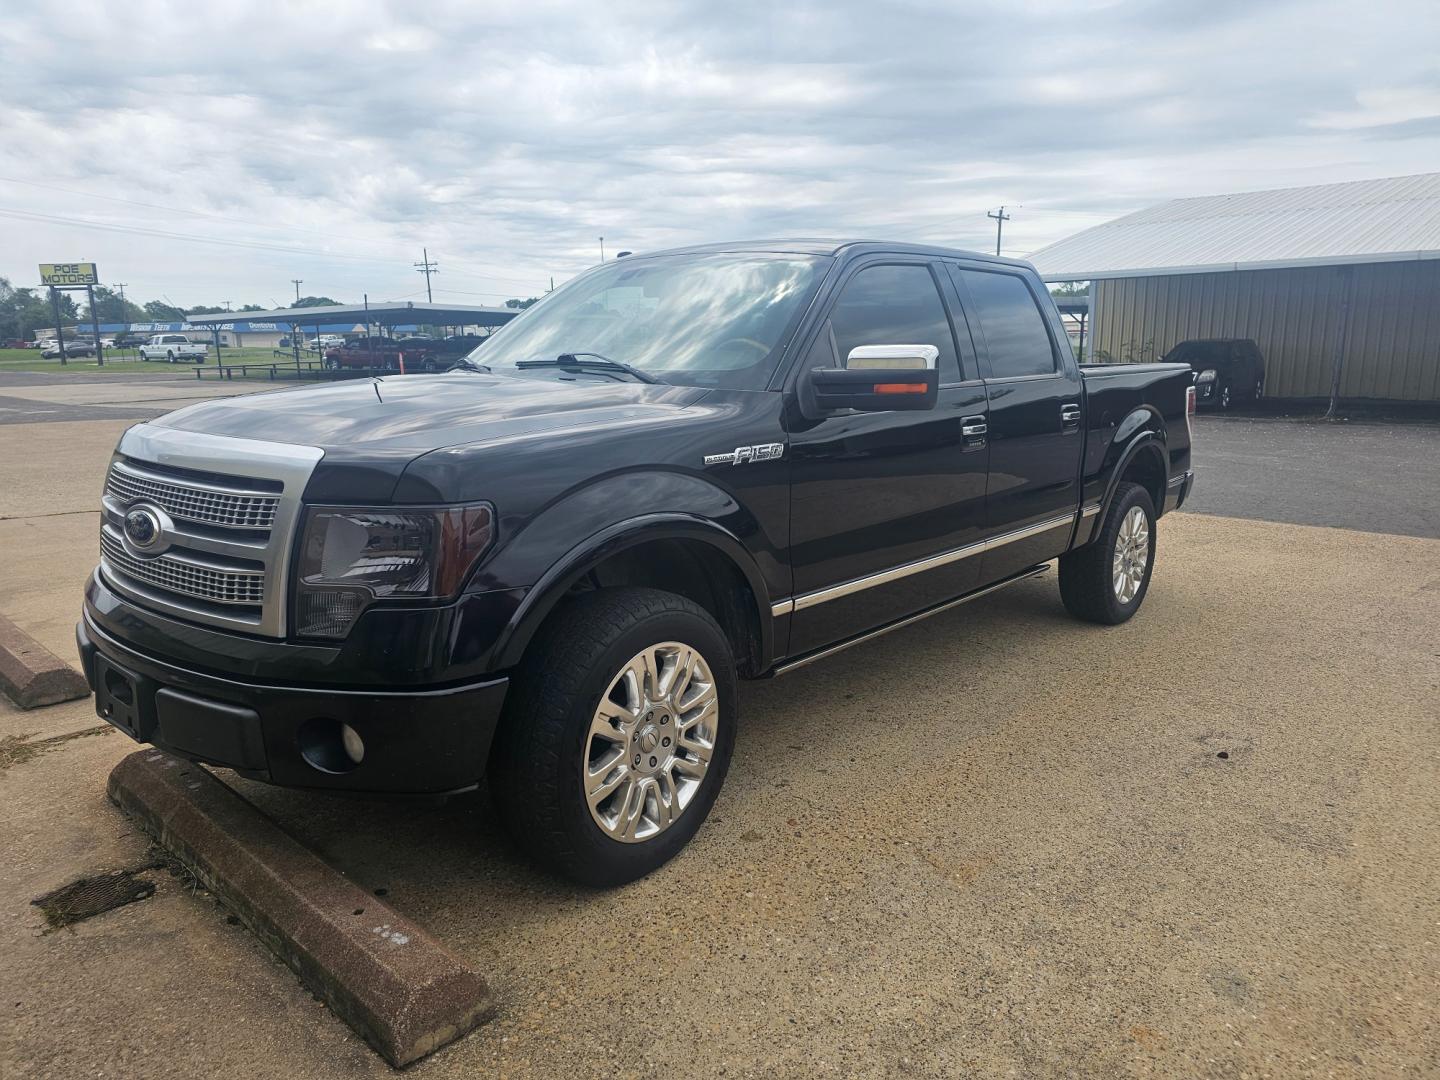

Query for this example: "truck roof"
[637,238,1035,270]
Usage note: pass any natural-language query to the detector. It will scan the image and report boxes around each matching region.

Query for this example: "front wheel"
[1059,481,1156,625]
[489,587,737,886]
[166,351,176,363]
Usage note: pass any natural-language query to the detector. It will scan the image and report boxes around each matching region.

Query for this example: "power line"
[413,247,438,303]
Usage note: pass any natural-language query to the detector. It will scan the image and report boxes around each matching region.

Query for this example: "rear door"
[785,257,990,656]
[947,264,1083,581]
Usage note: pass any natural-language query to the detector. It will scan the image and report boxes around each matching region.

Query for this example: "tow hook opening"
[298,717,365,774]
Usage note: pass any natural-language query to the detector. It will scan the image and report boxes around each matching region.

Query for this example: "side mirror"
[801,344,940,416]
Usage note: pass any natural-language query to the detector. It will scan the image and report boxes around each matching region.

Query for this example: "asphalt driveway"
[1186,414,1440,538]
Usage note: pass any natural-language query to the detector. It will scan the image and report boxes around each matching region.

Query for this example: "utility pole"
[413,248,438,303]
[222,300,232,312]
[599,237,605,262]
[988,206,1011,256]
[291,279,304,304]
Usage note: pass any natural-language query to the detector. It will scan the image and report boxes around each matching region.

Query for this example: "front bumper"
[76,612,508,795]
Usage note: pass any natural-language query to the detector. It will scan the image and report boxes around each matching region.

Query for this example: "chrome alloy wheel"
[584,641,719,843]
[1112,505,1150,603]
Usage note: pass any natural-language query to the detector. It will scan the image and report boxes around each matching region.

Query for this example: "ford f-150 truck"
[139,334,209,363]
[78,240,1195,885]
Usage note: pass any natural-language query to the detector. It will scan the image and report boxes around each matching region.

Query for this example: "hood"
[151,371,709,451]
[145,371,711,504]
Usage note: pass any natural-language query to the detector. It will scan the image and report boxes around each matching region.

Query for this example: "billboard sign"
[40,262,99,287]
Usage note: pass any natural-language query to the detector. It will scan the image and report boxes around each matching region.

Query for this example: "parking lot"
[2,380,1437,1078]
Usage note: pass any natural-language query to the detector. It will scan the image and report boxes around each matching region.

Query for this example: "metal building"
[1028,173,1440,402]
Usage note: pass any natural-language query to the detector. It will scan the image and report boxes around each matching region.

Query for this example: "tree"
[86,285,144,323]
[505,296,540,309]
[238,303,265,312]
[291,296,340,308]
[143,300,185,321]
[1048,281,1089,300]
[0,277,77,341]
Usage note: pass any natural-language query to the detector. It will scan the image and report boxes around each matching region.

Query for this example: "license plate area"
[93,654,153,740]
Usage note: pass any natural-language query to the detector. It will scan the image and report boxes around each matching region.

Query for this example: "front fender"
[489,512,774,672]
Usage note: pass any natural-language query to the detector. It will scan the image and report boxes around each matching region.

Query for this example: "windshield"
[470,252,829,390]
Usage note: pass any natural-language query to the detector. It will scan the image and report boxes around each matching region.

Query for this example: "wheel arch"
[1082,405,1168,545]
[492,515,774,678]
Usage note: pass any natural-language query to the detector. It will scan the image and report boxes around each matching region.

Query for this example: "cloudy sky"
[1,0,1437,308]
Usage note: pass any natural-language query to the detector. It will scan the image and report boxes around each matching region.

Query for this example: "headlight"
[1196,369,1218,382]
[293,503,494,639]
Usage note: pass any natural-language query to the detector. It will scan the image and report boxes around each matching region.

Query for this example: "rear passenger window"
[952,269,1057,379]
[827,264,961,383]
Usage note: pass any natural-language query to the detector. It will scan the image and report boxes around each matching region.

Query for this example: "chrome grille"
[101,528,264,607]
[105,460,279,531]
[97,427,324,636]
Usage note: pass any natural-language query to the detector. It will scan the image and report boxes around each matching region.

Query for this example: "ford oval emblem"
[124,506,164,550]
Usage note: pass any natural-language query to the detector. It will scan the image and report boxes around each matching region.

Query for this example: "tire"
[167,351,175,363]
[1059,481,1157,625]
[489,587,738,887]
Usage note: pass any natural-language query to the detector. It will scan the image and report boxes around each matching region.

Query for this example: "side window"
[827,264,961,383]
[953,269,1057,379]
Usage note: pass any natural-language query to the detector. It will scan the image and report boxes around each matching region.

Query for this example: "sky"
[1,0,1437,309]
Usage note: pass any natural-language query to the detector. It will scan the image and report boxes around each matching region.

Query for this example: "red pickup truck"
[324,338,436,371]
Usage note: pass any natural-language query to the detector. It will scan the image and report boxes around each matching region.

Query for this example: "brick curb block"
[0,613,89,709]
[107,750,495,1068]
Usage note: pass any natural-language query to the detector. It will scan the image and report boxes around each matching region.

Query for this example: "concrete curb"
[107,750,494,1068]
[0,613,90,709]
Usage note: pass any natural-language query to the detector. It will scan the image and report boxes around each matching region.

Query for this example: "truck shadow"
[226,573,1070,951]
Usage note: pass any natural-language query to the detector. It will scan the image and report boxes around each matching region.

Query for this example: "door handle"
[1060,402,1081,429]
[960,415,987,451]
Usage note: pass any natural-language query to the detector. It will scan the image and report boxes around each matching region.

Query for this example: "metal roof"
[184,301,520,328]
[1028,172,1440,282]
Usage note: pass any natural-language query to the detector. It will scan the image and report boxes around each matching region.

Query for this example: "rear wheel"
[489,587,737,886]
[166,350,176,363]
[1059,481,1156,625]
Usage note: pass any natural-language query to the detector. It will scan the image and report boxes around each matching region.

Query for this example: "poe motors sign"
[39,262,106,366]
[40,262,99,287]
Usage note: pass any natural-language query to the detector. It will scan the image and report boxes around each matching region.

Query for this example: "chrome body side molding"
[774,565,1049,676]
[777,511,1074,614]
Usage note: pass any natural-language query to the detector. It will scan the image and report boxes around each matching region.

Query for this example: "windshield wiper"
[449,357,491,373]
[515,352,661,384]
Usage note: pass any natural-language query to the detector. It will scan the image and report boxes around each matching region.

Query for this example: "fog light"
[297,717,365,774]
[341,723,365,764]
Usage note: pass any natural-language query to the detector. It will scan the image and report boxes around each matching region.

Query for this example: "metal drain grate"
[32,869,156,930]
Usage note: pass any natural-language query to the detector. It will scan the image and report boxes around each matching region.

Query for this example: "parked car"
[309,335,346,351]
[41,340,95,358]
[79,240,1194,886]
[1163,338,1265,409]
[113,332,152,349]
[139,335,209,363]
[35,338,57,351]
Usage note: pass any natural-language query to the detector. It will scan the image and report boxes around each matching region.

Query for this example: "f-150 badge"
[703,443,785,467]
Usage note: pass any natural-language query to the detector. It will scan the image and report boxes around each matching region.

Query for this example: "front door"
[786,259,990,657]
[947,264,1083,581]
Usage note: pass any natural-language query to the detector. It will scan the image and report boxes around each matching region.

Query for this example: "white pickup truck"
[139,334,209,363]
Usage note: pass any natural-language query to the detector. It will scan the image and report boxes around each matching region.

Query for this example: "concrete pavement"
[1,405,1437,1078]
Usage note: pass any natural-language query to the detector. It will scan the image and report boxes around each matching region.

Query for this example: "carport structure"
[186,300,520,374]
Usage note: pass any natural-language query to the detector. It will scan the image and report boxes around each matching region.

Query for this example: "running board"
[772,564,1050,677]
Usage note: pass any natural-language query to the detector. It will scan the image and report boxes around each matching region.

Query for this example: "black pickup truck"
[78,241,1194,885]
